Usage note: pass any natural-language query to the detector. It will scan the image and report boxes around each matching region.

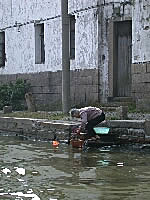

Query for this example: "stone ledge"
[0,117,149,141]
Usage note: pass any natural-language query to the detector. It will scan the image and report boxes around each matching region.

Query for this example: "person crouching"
[70,106,105,140]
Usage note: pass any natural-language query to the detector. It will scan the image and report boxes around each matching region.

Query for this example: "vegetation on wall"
[0,79,31,111]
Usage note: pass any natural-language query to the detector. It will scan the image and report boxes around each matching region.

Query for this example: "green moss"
[128,103,137,113]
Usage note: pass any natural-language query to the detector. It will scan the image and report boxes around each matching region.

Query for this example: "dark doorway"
[113,21,132,97]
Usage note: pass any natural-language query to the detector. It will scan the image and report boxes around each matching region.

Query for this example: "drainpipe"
[61,0,70,114]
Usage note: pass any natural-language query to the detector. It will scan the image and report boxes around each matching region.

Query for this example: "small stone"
[3,106,12,114]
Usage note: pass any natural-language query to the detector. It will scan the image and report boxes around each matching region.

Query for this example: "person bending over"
[70,106,105,139]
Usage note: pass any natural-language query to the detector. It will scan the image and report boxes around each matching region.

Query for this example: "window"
[69,15,75,59]
[35,23,45,64]
[0,32,5,67]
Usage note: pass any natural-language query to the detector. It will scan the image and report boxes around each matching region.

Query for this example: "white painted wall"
[132,0,150,63]
[0,0,62,74]
[0,0,61,28]
[1,0,147,80]
[5,24,35,74]
[0,0,133,76]
[68,0,98,13]
[70,8,98,70]
[0,18,62,74]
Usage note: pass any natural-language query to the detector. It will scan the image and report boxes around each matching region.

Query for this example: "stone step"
[102,97,135,108]
[108,97,134,102]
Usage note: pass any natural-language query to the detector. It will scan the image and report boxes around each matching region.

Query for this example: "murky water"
[1,136,150,200]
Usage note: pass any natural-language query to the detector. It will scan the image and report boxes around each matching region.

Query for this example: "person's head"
[70,108,80,118]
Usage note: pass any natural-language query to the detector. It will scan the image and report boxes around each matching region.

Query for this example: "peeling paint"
[132,0,150,63]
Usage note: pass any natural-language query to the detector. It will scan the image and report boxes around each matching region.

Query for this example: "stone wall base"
[131,62,150,111]
[0,69,99,111]
[0,117,149,142]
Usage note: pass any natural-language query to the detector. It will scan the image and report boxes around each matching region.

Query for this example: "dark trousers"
[85,112,105,138]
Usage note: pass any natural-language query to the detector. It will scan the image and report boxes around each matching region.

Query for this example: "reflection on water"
[0,136,150,199]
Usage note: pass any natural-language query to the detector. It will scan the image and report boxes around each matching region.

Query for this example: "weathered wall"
[68,3,100,105]
[99,1,132,102]
[0,0,149,111]
[0,0,62,110]
[70,9,98,70]
[4,18,62,74]
[107,1,132,100]
[0,69,99,111]
[0,0,62,74]
[0,0,101,109]
[68,0,132,104]
[131,62,150,111]
[131,0,150,111]
[68,0,98,12]
[132,0,150,63]
[0,0,60,28]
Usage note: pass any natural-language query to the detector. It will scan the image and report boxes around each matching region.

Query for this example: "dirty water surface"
[0,136,150,200]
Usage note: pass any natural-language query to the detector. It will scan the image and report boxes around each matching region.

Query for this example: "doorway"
[113,21,132,97]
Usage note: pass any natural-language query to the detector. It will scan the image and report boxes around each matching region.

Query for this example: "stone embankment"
[0,106,150,143]
[0,116,150,143]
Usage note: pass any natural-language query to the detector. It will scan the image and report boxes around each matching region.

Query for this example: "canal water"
[1,136,150,200]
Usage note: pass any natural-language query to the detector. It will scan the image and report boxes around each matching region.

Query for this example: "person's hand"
[75,128,81,134]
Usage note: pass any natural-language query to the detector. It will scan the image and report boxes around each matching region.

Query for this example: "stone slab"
[0,117,149,141]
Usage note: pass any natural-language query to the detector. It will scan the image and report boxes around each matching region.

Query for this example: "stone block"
[132,74,142,83]
[32,86,44,93]
[3,106,12,114]
[116,106,128,120]
[143,73,150,83]
[25,92,36,112]
[132,73,150,83]
[132,63,147,74]
[132,83,146,93]
[146,63,150,73]
[144,120,150,136]
[136,99,150,112]
[49,86,62,94]
[106,120,145,129]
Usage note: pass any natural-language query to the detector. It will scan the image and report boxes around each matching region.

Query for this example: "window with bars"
[69,15,75,60]
[0,32,5,67]
[35,23,45,64]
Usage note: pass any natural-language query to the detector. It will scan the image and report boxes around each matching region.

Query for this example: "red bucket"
[71,139,84,148]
